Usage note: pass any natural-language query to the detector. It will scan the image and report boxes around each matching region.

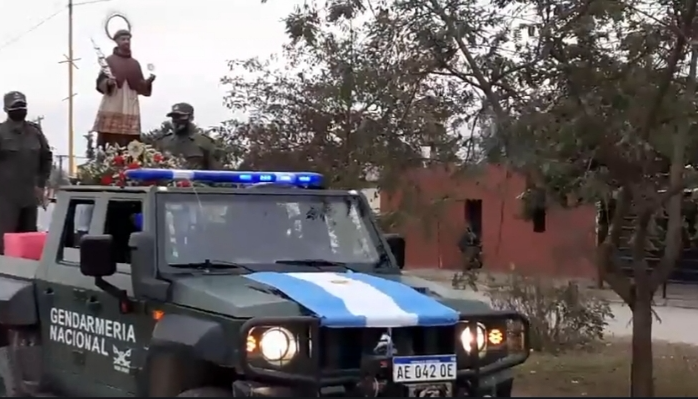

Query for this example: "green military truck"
[0,169,530,397]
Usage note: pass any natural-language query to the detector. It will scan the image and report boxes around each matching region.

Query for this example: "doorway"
[464,199,483,238]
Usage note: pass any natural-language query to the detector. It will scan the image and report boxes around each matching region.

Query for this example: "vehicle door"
[77,197,156,395]
[36,195,108,396]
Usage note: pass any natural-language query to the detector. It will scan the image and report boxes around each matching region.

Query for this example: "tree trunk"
[630,294,654,397]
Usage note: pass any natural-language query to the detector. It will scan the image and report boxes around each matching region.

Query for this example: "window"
[104,200,142,264]
[58,199,95,263]
[157,193,383,266]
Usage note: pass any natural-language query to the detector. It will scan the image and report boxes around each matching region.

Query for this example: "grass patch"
[513,338,698,397]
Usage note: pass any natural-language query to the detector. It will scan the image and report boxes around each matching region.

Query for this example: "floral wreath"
[77,140,194,187]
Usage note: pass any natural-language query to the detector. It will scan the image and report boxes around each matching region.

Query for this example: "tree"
[386,0,697,395]
[225,0,469,196]
[265,0,698,396]
[504,2,698,396]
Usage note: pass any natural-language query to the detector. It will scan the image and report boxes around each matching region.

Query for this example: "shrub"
[485,272,613,353]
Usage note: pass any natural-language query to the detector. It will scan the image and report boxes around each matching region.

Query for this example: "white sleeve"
[74,204,94,231]
[37,204,54,232]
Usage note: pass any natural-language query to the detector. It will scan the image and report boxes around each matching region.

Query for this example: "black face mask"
[171,116,190,133]
[7,109,27,122]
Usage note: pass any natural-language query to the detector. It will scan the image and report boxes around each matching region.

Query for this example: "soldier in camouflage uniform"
[153,103,220,170]
[0,92,52,254]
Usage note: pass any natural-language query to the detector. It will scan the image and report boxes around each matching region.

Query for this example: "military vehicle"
[0,169,530,397]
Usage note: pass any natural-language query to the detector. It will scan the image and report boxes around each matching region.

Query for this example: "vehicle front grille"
[318,325,456,371]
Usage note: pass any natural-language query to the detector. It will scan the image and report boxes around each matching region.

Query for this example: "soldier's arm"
[34,125,53,189]
[201,134,223,170]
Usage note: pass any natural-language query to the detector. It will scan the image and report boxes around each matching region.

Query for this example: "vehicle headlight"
[258,327,298,363]
[460,323,487,354]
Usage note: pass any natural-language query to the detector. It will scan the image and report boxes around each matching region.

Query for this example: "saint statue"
[92,29,155,148]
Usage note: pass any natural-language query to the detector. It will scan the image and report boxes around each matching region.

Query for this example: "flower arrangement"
[77,141,189,187]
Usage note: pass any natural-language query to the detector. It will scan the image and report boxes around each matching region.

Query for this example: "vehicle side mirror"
[385,233,405,269]
[129,232,169,301]
[79,234,116,277]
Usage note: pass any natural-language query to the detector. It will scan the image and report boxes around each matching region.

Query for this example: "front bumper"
[238,311,529,397]
[232,376,514,397]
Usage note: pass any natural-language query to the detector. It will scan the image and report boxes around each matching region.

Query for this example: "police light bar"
[124,168,324,188]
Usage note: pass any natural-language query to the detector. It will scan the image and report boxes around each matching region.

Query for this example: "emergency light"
[124,168,324,188]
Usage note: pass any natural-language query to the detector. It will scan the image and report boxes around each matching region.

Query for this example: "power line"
[0,0,113,54]
[74,0,113,5]
[0,7,66,53]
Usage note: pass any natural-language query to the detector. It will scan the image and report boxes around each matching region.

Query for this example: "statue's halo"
[104,12,131,41]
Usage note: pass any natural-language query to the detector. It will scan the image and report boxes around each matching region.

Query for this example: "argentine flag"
[245,272,459,328]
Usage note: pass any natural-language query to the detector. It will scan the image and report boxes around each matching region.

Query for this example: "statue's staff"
[90,38,115,79]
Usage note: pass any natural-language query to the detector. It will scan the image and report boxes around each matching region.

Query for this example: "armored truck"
[0,169,530,397]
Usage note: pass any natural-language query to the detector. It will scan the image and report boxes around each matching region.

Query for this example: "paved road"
[607,304,698,345]
[410,276,698,345]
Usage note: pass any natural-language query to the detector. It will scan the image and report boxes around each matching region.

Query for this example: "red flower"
[127,162,140,170]
[176,180,191,187]
[113,155,124,166]
[153,153,163,163]
[100,175,113,185]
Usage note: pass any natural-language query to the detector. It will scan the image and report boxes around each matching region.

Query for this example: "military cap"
[166,103,194,117]
[3,91,27,110]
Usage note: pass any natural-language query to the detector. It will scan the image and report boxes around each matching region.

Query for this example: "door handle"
[85,297,101,311]
[72,289,87,301]
[43,287,54,295]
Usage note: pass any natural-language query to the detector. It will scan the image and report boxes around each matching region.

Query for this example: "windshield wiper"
[171,259,255,272]
[274,259,348,267]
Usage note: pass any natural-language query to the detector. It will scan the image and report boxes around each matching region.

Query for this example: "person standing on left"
[0,91,52,253]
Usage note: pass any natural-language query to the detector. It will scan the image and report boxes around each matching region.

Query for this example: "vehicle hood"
[170,271,491,324]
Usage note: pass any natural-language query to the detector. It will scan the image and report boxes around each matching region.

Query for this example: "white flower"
[127,140,145,159]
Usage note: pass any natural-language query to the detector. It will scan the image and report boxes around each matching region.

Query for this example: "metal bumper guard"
[238,311,530,394]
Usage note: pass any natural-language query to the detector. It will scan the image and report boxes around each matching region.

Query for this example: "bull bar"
[238,311,531,389]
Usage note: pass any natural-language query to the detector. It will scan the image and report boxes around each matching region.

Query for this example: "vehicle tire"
[177,387,232,397]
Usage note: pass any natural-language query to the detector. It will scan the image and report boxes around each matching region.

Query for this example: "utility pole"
[58,0,80,177]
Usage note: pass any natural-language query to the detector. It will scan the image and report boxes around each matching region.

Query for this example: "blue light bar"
[123,168,324,188]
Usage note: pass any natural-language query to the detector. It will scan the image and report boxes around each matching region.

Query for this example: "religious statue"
[92,21,155,149]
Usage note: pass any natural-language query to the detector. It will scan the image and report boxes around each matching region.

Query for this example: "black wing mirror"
[79,234,116,277]
[384,233,406,269]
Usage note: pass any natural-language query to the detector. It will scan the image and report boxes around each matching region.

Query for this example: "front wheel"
[177,386,232,397]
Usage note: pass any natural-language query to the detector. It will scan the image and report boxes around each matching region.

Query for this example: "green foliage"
[224,0,472,190]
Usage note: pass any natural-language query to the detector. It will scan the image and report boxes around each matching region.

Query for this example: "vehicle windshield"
[156,192,384,266]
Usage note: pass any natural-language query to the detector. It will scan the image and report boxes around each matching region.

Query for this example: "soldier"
[457,224,482,270]
[0,91,52,253]
[154,103,220,170]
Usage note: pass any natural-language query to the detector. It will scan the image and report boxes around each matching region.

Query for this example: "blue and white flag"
[245,272,459,328]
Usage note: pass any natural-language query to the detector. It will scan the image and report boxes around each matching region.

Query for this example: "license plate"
[392,355,457,383]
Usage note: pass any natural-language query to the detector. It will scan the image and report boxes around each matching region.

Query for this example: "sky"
[0,0,302,162]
